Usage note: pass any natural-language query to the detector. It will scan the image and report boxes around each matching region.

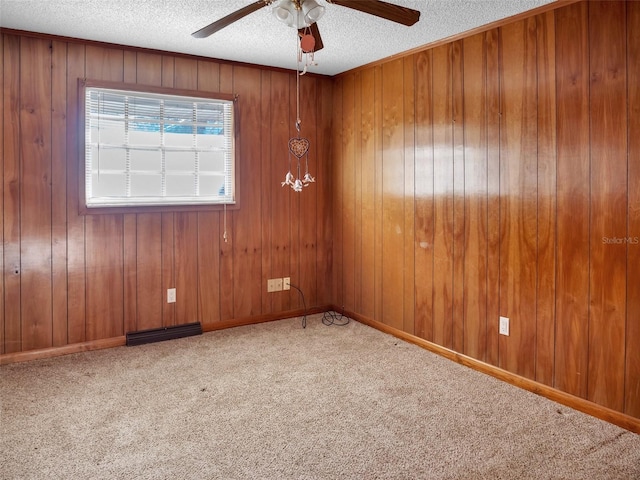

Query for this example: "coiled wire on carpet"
[289,283,350,328]
[322,310,350,326]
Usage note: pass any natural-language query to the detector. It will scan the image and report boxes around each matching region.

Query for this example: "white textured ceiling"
[0,0,556,76]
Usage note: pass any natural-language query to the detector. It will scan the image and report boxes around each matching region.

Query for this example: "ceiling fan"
[191,0,421,52]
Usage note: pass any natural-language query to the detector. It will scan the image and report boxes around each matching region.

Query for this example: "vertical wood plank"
[298,73,319,308]
[342,73,356,312]
[485,28,501,367]
[122,50,137,334]
[403,56,416,335]
[554,1,590,399]
[359,68,376,318]
[51,40,68,347]
[86,45,124,82]
[354,71,363,314]
[130,51,164,333]
[162,55,174,88]
[66,42,87,345]
[432,44,454,348]
[381,59,405,330]
[269,70,291,313]
[85,216,125,340]
[414,50,434,342]
[197,211,220,324]
[174,211,199,324]
[588,0,627,412]
[287,73,302,312]
[198,60,220,93]
[123,50,136,83]
[173,56,198,90]
[260,70,273,314]
[498,18,538,379]
[173,57,199,324]
[315,77,333,306]
[219,189,238,305]
[535,10,557,386]
[196,61,221,325]
[625,0,640,418]
[161,55,176,327]
[135,215,163,331]
[20,37,53,351]
[373,66,384,322]
[161,211,176,326]
[0,32,4,354]
[3,34,22,353]
[219,63,236,320]
[332,77,344,308]
[232,66,263,318]
[84,45,125,341]
[452,40,465,352]
[462,32,488,361]
[136,52,162,85]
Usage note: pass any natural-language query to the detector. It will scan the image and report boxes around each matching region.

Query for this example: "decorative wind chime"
[281,17,317,192]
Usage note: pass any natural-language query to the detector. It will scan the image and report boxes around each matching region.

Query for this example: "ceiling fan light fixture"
[302,0,325,25]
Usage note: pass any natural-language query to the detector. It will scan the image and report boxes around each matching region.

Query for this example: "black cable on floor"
[289,283,308,328]
[322,309,349,326]
[288,283,350,328]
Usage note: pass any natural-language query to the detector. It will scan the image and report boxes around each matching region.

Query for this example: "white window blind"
[85,86,235,208]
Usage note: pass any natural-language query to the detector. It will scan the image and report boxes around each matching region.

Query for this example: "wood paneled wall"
[1,33,333,354]
[2,1,639,422]
[332,0,640,419]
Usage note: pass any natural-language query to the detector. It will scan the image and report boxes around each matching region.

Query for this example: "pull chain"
[223,203,228,243]
[296,18,302,132]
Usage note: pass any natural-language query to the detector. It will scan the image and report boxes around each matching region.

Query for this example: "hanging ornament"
[282,21,316,192]
[300,33,315,53]
[297,26,318,75]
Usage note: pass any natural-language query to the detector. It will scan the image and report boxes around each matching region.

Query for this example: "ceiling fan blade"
[327,0,420,26]
[192,0,271,38]
[298,22,324,52]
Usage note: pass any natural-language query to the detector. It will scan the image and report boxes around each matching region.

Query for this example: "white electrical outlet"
[283,277,291,290]
[267,278,283,293]
[499,316,510,336]
[167,288,176,303]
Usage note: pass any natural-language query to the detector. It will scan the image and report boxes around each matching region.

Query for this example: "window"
[82,81,236,209]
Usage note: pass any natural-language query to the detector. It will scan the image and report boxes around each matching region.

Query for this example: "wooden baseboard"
[0,306,332,366]
[0,337,127,365]
[201,306,331,333]
[343,308,640,435]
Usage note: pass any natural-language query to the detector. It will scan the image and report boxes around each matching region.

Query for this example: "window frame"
[78,78,239,215]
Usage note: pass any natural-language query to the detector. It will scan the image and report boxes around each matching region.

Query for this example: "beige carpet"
[1,314,639,479]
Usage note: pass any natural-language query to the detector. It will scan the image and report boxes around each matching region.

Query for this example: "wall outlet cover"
[499,316,510,336]
[167,288,176,303]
